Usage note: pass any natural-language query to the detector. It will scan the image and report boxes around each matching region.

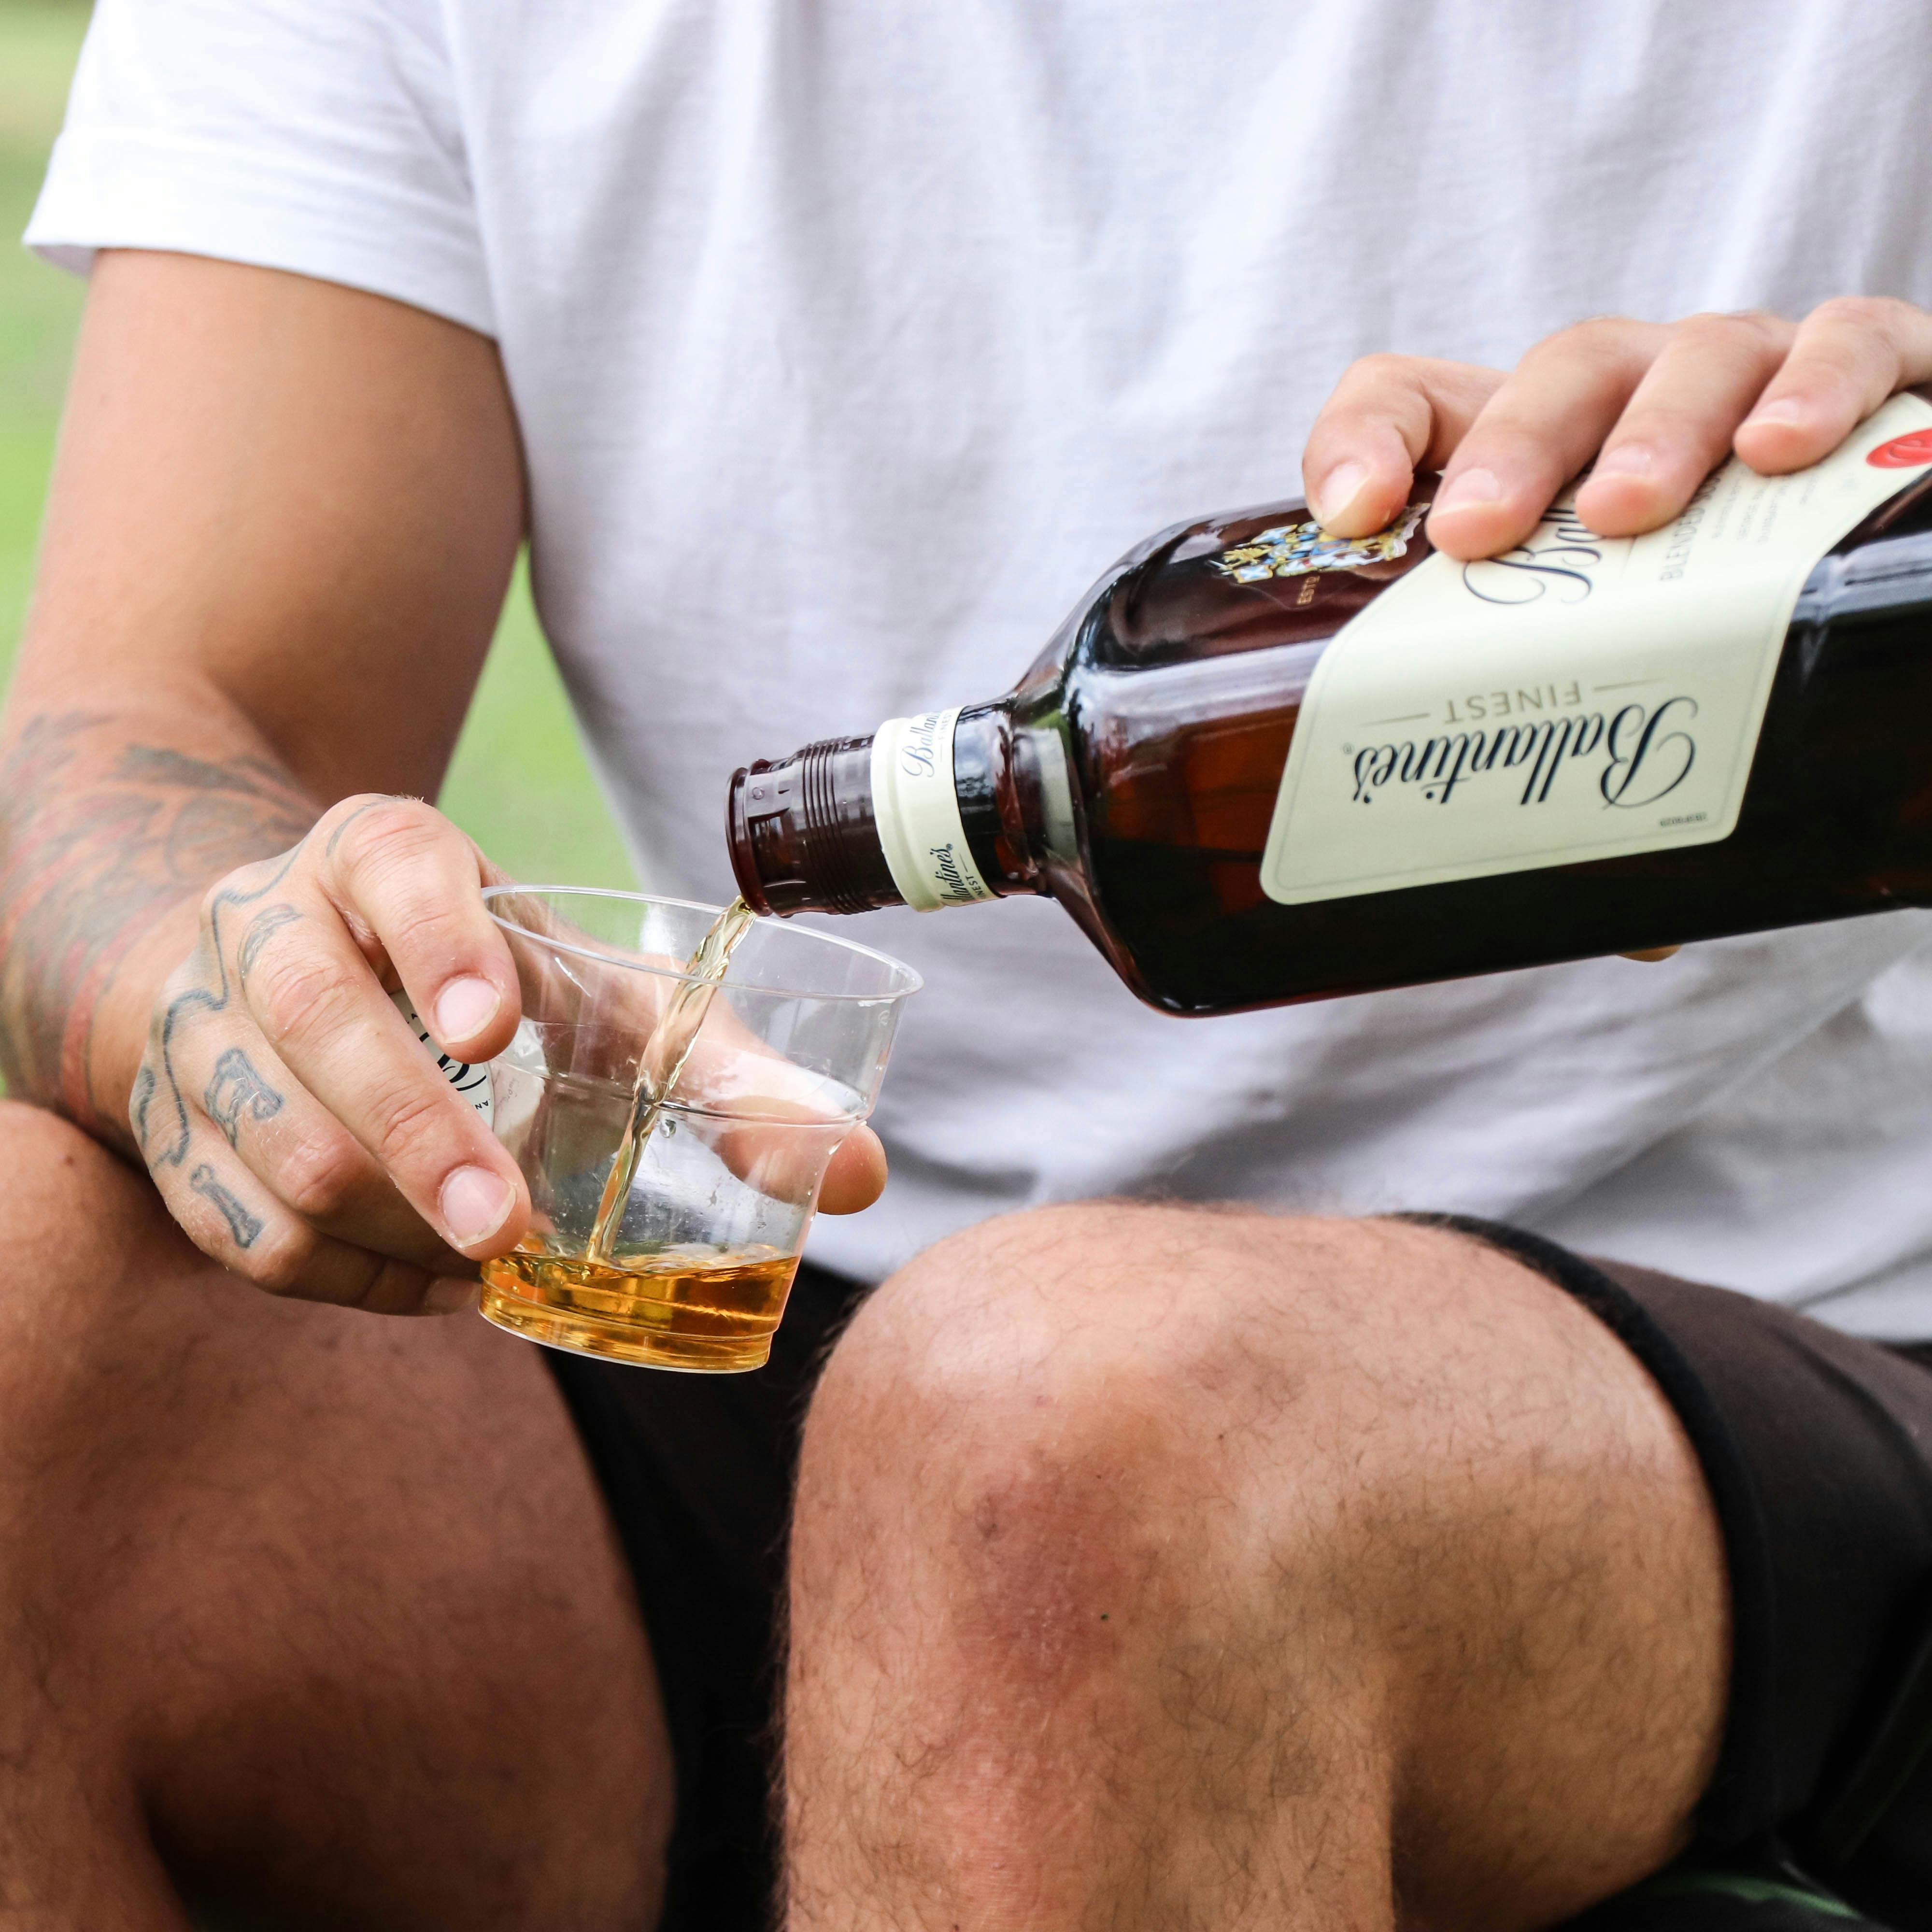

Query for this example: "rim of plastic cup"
[481,885,924,1003]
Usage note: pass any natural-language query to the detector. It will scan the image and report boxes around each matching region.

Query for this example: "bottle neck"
[727,702,1045,917]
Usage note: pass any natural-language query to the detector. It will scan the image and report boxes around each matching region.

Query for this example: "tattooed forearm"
[204,1045,284,1149]
[188,1161,265,1249]
[0,710,317,1137]
[112,745,301,796]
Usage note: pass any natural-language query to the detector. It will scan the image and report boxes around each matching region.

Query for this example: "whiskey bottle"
[726,396,1932,1016]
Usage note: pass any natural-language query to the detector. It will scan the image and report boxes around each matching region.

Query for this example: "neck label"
[871,708,997,912]
[1262,392,1932,904]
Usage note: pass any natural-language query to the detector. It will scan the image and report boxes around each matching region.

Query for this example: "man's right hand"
[132,796,529,1316]
[0,250,536,1314]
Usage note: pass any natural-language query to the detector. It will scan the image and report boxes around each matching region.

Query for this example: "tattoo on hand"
[0,710,315,1137]
[130,1065,158,1157]
[144,844,312,1171]
[238,902,302,985]
[324,795,405,859]
[204,1045,284,1149]
[189,1161,265,1250]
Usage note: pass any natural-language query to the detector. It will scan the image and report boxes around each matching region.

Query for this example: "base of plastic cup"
[478,1273,776,1373]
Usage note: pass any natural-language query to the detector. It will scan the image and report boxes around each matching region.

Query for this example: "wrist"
[67,898,199,1155]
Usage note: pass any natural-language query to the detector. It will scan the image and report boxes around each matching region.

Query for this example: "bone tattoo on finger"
[189,1161,265,1249]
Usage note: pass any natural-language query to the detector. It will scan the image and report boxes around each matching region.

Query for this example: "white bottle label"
[871,707,998,912]
[1262,394,1932,905]
[392,988,495,1126]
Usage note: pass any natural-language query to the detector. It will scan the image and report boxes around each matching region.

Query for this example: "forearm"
[0,689,322,1153]
[0,254,523,1162]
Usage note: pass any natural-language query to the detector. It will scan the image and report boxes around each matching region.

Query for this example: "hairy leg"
[0,1102,672,1932]
[785,1206,1728,1932]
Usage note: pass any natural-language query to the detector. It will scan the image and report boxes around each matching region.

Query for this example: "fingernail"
[1315,460,1370,526]
[433,976,500,1046]
[1745,397,1806,428]
[440,1165,513,1247]
[1593,443,1654,478]
[425,1277,478,1315]
[1434,467,1504,513]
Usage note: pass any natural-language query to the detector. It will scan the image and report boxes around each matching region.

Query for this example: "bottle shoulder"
[1795,469,1932,625]
[1077,481,1442,677]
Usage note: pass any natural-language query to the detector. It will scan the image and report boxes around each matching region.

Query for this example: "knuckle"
[368,1080,461,1176]
[1539,314,1638,361]
[1347,350,1413,384]
[1799,336,1877,386]
[197,858,277,929]
[344,1253,396,1311]
[223,1221,316,1296]
[383,891,486,964]
[276,1131,368,1222]
[1673,309,1780,354]
[1722,305,1789,336]
[1810,294,1899,335]
[344,1256,436,1316]
[1615,401,1724,448]
[1332,350,1421,399]
[195,877,237,939]
[328,794,451,876]
[247,1239,318,1297]
[151,959,200,1025]
[327,789,412,831]
[254,952,360,1048]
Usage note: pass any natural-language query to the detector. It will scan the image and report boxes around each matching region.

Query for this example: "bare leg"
[0,1102,673,1932]
[785,1206,1729,1932]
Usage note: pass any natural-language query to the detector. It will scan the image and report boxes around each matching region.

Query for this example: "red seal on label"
[1866,428,1932,468]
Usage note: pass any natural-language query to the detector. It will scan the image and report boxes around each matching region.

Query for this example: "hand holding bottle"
[732,304,1932,1013]
[1302,298,1932,561]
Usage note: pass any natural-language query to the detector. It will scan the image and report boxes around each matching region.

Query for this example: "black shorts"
[541,1222,1932,1932]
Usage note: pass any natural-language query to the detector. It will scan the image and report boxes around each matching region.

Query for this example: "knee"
[0,1100,200,1425]
[794,1208,1595,1635]
[795,1205,1367,1658]
[810,1201,1359,1465]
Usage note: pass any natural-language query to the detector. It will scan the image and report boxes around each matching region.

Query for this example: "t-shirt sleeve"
[24,0,494,337]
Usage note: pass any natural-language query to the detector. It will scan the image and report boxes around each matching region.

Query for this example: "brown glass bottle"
[728,460,1932,1017]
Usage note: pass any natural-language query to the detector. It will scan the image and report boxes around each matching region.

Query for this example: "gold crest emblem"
[1211,501,1426,583]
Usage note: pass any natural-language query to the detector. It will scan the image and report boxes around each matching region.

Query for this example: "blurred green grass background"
[0,0,638,890]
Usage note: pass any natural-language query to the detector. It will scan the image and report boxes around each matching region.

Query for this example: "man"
[3,1,1931,1926]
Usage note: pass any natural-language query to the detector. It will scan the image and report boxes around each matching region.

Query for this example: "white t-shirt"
[29,0,1932,1334]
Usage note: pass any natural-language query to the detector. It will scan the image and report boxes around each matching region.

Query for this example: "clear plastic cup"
[468,888,919,1371]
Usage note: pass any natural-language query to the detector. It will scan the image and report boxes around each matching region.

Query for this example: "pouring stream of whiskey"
[585,895,757,1262]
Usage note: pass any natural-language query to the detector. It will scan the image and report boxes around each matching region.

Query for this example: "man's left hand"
[1302,297,1932,562]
